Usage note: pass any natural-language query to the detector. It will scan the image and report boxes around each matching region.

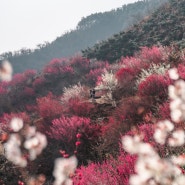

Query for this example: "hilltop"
[83,0,185,62]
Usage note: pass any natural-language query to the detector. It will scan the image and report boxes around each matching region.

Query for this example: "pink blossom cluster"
[139,46,163,64]
[9,69,36,87]
[43,58,74,75]
[0,83,8,95]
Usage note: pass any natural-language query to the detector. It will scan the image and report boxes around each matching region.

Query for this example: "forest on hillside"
[0,0,168,73]
[83,0,185,62]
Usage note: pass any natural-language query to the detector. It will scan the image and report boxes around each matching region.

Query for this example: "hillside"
[83,0,185,62]
[0,0,167,73]
[0,44,185,184]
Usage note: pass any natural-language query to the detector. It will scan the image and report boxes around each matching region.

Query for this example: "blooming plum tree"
[36,92,63,120]
[48,115,100,164]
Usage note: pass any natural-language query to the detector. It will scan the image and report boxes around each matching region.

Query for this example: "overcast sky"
[0,0,137,54]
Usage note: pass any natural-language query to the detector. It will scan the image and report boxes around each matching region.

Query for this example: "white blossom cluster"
[24,127,47,161]
[61,83,86,103]
[154,120,174,145]
[0,60,13,82]
[95,70,118,91]
[10,117,24,132]
[136,63,170,86]
[5,134,27,167]
[53,156,77,185]
[4,118,47,167]
[154,120,185,147]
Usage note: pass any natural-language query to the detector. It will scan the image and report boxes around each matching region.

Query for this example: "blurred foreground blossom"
[4,118,47,167]
[169,68,179,80]
[24,129,47,160]
[0,60,13,82]
[10,117,24,132]
[27,174,46,185]
[4,134,27,167]
[122,135,156,156]
[169,79,185,122]
[24,128,47,160]
[153,120,174,144]
[122,135,185,185]
[154,120,185,146]
[171,154,185,166]
[53,156,77,185]
[168,130,185,147]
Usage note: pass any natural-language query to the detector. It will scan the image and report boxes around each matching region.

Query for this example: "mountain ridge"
[0,0,167,73]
